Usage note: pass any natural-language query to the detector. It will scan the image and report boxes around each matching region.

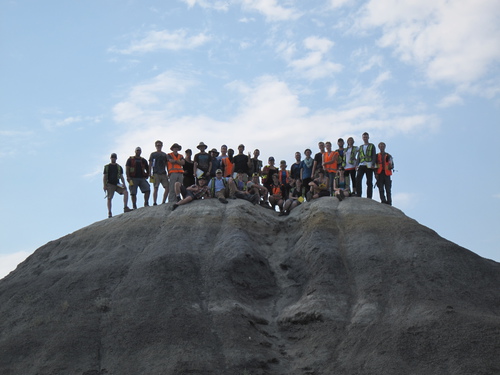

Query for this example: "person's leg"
[153,179,159,205]
[356,166,366,197]
[107,197,113,217]
[366,168,374,199]
[159,175,169,204]
[376,174,386,203]
[385,176,392,205]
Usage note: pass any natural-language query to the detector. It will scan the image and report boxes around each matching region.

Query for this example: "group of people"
[103,133,394,218]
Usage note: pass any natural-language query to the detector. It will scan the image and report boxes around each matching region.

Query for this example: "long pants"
[345,168,356,193]
[356,166,373,198]
[168,173,184,203]
[377,174,392,205]
[326,171,336,196]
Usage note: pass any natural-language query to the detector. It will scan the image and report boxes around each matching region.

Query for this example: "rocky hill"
[0,198,499,375]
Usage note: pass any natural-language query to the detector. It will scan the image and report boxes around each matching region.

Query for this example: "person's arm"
[125,159,131,181]
[103,172,107,190]
[149,154,154,177]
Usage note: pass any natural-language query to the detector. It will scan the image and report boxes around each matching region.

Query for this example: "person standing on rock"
[312,141,325,178]
[103,153,133,218]
[193,142,212,181]
[300,148,314,196]
[376,142,394,205]
[232,144,250,180]
[167,143,185,203]
[126,147,151,209]
[149,140,169,206]
[356,132,376,199]
[322,141,339,196]
[344,137,358,196]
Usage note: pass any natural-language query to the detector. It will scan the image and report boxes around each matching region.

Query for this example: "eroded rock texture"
[1,198,499,375]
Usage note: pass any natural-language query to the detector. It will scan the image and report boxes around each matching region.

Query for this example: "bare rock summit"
[0,198,499,375]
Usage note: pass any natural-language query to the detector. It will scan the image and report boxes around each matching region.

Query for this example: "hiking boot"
[172,203,179,211]
[124,206,132,213]
[340,190,345,200]
[219,197,228,204]
[108,213,112,218]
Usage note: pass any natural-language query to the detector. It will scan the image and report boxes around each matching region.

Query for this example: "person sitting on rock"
[248,172,272,208]
[269,173,285,213]
[172,175,210,210]
[229,172,259,204]
[308,169,329,200]
[282,179,304,216]
[333,167,351,201]
[208,169,234,203]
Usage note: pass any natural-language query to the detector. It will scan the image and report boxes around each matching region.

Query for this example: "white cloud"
[110,72,439,165]
[241,0,301,21]
[392,192,418,209]
[43,115,102,131]
[287,36,343,79]
[357,0,500,86]
[181,0,300,21]
[112,71,197,126]
[0,251,32,280]
[182,0,231,11]
[437,93,464,108]
[112,29,211,54]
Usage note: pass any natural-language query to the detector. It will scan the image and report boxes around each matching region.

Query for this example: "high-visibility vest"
[323,151,338,173]
[210,177,227,196]
[222,157,234,177]
[278,170,290,184]
[376,153,393,176]
[167,153,184,174]
[358,144,375,163]
[104,164,123,180]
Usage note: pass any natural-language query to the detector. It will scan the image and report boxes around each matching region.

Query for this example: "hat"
[197,142,208,150]
[210,148,219,156]
[170,143,182,151]
[198,175,207,180]
[110,153,117,158]
[216,169,223,174]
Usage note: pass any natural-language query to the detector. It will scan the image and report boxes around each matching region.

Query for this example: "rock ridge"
[0,198,499,375]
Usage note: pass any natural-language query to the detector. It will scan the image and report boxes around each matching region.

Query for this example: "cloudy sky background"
[1,0,499,278]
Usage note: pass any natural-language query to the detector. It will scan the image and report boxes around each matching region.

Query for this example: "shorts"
[106,184,126,199]
[129,178,151,195]
[153,173,169,189]
[180,185,195,200]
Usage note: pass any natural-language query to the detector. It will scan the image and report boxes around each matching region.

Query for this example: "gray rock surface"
[0,198,499,375]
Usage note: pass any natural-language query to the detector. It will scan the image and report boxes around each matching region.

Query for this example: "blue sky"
[1,0,499,278]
